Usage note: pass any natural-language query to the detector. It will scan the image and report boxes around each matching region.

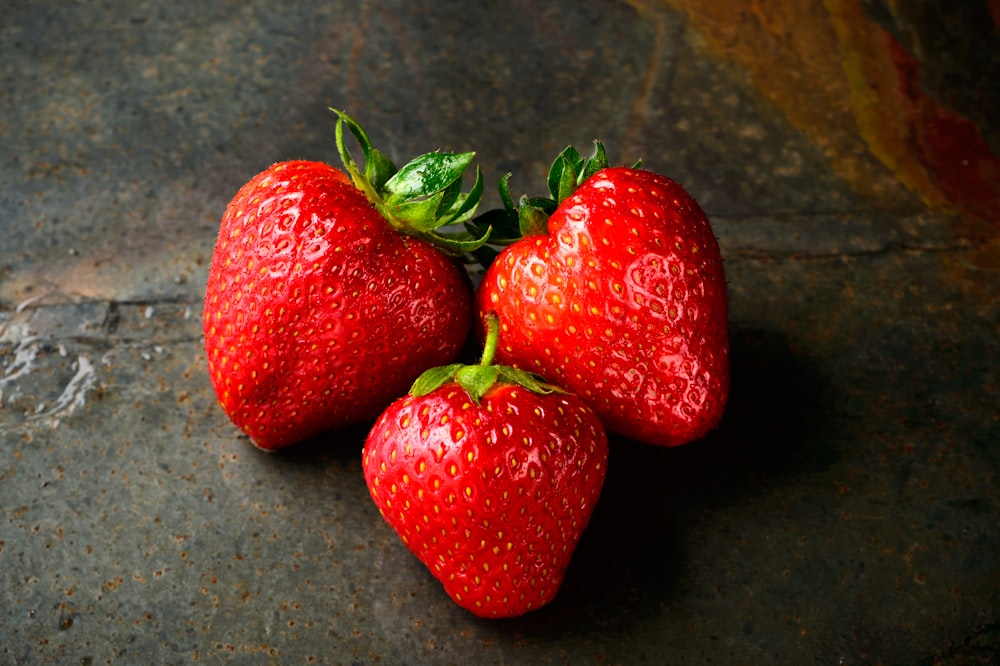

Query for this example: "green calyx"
[465,141,609,250]
[331,108,490,258]
[465,140,640,266]
[409,315,564,404]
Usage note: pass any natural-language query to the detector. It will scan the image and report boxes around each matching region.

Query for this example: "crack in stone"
[1,298,204,347]
[723,238,980,262]
[710,211,988,261]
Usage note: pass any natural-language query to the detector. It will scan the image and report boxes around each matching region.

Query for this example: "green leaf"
[497,367,565,395]
[384,151,475,202]
[434,172,464,219]
[422,227,492,256]
[579,140,609,185]
[367,147,398,191]
[333,111,362,181]
[455,365,500,404]
[555,155,579,203]
[390,194,446,231]
[517,196,551,237]
[332,108,398,201]
[546,153,566,201]
[498,172,516,212]
[440,166,483,225]
[463,217,492,243]
[525,195,558,213]
[410,363,463,396]
[467,208,518,245]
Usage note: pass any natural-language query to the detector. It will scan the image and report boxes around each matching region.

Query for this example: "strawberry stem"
[409,313,564,402]
[480,314,499,367]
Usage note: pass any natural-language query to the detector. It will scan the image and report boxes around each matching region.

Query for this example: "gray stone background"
[1,1,997,664]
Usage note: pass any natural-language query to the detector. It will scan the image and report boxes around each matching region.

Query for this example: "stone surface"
[2,1,997,664]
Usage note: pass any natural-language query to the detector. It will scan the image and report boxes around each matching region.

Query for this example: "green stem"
[408,311,564,401]
[480,314,500,367]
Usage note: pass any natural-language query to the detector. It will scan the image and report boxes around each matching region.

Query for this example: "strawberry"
[204,110,490,450]
[471,143,729,447]
[362,315,608,618]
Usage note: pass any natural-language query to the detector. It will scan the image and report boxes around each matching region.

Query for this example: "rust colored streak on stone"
[822,0,950,207]
[639,0,911,208]
[827,0,1000,227]
[883,35,1000,226]
[636,0,999,227]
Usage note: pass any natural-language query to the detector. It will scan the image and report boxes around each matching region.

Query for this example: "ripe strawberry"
[204,110,489,450]
[362,315,608,618]
[471,143,729,447]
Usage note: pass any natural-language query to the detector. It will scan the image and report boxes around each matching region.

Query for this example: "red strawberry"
[204,110,489,450]
[471,143,729,447]
[362,315,608,618]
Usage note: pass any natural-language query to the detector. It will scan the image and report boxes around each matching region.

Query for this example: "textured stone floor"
[2,1,997,664]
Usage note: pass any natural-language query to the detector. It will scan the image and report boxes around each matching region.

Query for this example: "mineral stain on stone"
[630,0,1000,225]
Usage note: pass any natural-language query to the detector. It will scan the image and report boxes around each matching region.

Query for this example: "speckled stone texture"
[1,1,997,664]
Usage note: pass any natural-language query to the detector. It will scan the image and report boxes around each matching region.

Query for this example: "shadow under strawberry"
[670,325,840,492]
[483,325,837,634]
[258,327,485,468]
[268,421,374,467]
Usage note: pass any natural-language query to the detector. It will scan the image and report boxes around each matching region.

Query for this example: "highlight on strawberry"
[362,314,609,618]
[470,142,730,447]
[203,110,490,450]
